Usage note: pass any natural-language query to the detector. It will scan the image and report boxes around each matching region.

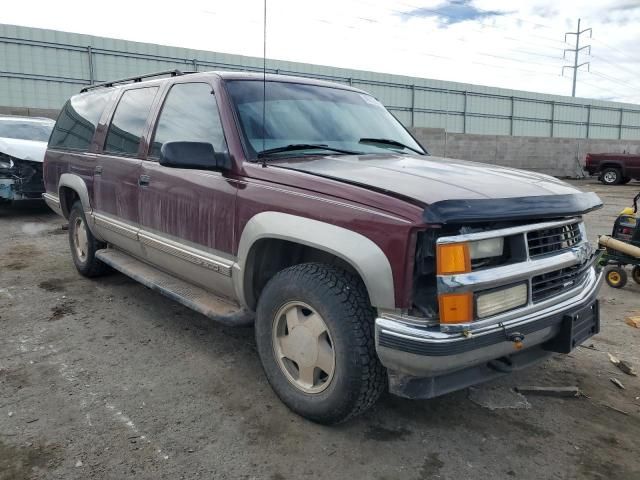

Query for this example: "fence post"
[192,59,198,72]
[510,96,514,136]
[619,108,624,140]
[550,101,555,138]
[463,91,467,134]
[411,84,415,127]
[586,105,591,139]
[87,46,95,85]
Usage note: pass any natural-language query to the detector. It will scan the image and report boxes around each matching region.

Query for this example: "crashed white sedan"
[0,115,55,202]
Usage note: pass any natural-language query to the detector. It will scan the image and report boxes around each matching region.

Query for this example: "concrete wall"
[410,128,640,178]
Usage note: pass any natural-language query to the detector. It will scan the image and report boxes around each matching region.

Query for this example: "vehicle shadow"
[0,200,54,218]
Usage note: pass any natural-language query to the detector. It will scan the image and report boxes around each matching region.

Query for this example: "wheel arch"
[58,173,92,218]
[234,212,396,311]
[600,162,625,175]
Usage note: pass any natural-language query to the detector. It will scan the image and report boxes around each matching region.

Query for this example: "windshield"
[0,119,54,142]
[225,80,425,159]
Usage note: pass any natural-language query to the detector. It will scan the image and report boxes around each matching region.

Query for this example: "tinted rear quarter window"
[104,87,158,155]
[49,90,113,151]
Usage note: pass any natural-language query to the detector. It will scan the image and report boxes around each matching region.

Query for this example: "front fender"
[233,212,396,310]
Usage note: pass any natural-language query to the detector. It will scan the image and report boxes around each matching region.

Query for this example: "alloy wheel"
[272,301,336,394]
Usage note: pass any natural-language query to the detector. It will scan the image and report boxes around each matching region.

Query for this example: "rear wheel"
[632,265,640,285]
[601,168,622,185]
[68,201,109,277]
[255,263,386,424]
[605,266,627,288]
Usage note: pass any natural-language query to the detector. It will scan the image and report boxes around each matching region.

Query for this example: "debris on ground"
[514,386,581,397]
[625,316,640,328]
[578,344,599,351]
[608,353,637,376]
[610,378,625,389]
[599,402,630,416]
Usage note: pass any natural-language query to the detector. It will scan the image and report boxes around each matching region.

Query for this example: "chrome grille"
[531,261,591,303]
[527,222,582,257]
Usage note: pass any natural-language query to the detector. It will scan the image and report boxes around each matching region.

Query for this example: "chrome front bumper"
[375,263,603,378]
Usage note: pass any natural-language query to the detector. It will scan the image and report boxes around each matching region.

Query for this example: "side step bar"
[95,248,253,327]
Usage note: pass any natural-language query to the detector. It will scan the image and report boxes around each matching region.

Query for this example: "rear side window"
[150,83,227,158]
[104,87,157,156]
[49,90,112,151]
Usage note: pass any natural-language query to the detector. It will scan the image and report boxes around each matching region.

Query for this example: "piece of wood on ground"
[610,378,625,389]
[608,353,637,376]
[625,316,640,328]
[599,402,630,416]
[514,386,580,397]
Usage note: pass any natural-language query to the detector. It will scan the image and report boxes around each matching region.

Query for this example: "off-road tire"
[605,266,627,289]
[68,201,108,277]
[255,263,386,424]
[600,168,622,185]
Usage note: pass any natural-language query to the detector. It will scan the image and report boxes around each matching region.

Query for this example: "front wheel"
[255,263,386,424]
[68,201,109,277]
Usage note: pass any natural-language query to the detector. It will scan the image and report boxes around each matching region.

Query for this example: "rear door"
[138,81,237,298]
[92,86,159,257]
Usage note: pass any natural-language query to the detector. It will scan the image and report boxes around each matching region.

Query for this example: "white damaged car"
[0,115,55,203]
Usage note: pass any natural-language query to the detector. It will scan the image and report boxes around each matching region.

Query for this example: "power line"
[562,18,592,97]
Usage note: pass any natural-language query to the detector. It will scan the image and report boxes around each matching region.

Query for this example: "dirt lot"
[1,180,639,480]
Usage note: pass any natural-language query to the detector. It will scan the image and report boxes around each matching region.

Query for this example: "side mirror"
[159,141,229,170]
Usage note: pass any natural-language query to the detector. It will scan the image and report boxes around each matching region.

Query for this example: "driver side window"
[150,82,227,158]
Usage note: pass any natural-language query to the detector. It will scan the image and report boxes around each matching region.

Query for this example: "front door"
[92,86,158,257]
[138,82,237,299]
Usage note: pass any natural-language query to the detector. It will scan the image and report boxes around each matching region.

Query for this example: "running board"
[95,248,253,326]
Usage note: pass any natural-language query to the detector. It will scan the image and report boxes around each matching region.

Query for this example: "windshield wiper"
[358,137,424,155]
[257,144,359,159]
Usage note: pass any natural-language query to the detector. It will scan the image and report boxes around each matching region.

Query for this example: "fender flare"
[58,173,92,217]
[233,212,396,310]
[600,162,625,176]
[57,173,102,238]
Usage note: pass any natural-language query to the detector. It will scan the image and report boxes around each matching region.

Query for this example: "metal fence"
[1,24,640,140]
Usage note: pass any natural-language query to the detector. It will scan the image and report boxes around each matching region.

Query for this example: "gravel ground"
[1,179,639,480]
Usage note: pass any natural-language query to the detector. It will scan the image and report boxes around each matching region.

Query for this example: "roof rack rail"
[80,69,195,93]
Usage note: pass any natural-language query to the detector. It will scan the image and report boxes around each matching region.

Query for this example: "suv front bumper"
[375,265,603,399]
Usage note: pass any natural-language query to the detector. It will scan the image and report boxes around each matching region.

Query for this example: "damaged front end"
[0,151,45,202]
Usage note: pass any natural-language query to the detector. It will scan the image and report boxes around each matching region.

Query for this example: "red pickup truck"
[585,153,640,185]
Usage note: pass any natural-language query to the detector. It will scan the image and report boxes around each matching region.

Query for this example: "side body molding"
[234,212,395,310]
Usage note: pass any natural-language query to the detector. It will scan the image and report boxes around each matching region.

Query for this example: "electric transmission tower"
[562,18,592,97]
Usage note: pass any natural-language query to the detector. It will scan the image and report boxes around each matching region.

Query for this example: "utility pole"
[562,18,592,97]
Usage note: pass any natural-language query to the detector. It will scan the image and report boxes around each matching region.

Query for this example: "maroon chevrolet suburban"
[44,70,604,424]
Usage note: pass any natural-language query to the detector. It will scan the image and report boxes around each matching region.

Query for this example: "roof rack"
[80,69,195,93]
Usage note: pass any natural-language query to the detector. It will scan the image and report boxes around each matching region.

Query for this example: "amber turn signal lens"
[438,292,473,324]
[437,243,471,275]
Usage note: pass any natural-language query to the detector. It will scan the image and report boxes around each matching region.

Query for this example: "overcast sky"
[4,0,640,104]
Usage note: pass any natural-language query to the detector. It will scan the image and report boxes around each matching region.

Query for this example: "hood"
[272,154,602,223]
[274,154,582,203]
[0,137,48,162]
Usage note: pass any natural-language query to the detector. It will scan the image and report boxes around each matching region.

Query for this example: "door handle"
[138,174,150,186]
[95,165,103,175]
